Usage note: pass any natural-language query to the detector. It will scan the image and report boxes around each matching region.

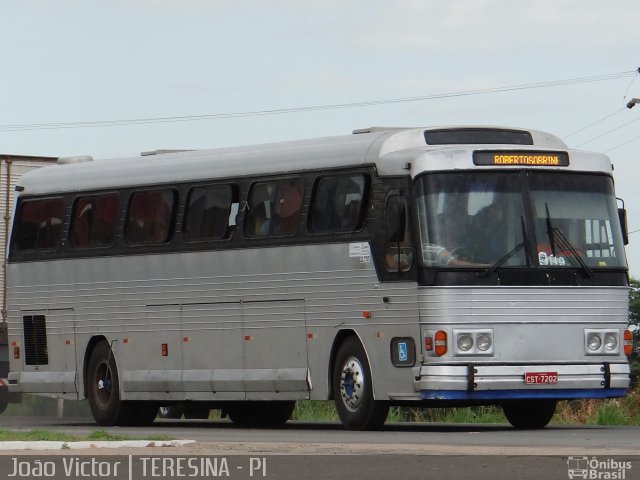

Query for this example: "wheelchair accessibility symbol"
[398,342,408,362]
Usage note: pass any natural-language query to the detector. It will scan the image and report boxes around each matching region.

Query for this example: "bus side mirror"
[618,207,629,245]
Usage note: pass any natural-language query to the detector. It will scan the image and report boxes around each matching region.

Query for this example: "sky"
[1,0,640,275]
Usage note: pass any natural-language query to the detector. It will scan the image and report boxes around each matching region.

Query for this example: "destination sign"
[473,151,570,167]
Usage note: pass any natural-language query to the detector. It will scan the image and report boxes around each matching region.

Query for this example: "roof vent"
[352,127,410,135]
[57,155,93,164]
[140,149,193,156]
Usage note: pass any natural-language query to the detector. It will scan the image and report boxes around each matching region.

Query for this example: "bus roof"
[15,126,611,196]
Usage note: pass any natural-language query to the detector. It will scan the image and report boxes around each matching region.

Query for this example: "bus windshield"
[414,172,627,270]
[528,172,626,269]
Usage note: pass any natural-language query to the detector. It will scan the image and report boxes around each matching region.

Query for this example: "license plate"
[525,372,558,384]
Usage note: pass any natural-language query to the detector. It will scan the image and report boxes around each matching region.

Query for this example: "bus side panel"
[8,243,424,403]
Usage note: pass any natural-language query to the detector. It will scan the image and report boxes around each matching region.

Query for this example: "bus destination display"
[473,151,570,167]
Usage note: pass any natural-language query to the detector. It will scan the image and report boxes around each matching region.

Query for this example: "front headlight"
[604,333,618,352]
[476,333,492,351]
[587,333,602,351]
[457,334,473,352]
[452,329,493,356]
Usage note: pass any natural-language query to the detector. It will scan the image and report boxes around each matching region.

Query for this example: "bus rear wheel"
[332,337,389,430]
[87,341,133,426]
[502,400,557,429]
[226,401,295,427]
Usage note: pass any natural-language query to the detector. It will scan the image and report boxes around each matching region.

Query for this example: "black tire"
[332,336,389,430]
[226,401,295,427]
[183,403,211,419]
[158,404,185,419]
[86,341,134,426]
[502,400,557,429]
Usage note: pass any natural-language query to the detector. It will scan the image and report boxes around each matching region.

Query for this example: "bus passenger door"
[370,190,422,399]
[242,299,309,398]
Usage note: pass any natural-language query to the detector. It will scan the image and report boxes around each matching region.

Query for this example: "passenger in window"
[274,181,303,235]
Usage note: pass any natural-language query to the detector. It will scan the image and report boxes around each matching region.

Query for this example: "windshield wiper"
[480,216,529,277]
[544,203,593,278]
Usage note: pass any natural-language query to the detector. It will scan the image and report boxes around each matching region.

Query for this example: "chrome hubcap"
[340,356,365,412]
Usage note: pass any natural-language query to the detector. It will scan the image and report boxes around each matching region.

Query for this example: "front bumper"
[416,363,630,401]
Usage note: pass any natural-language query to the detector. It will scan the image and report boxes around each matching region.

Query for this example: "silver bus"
[5,126,632,429]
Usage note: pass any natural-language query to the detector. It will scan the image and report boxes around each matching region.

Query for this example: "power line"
[604,134,640,153]
[622,67,640,99]
[563,107,626,139]
[573,116,640,148]
[0,70,635,133]
[563,68,639,140]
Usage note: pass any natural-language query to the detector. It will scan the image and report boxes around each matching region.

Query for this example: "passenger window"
[245,179,303,237]
[309,174,368,234]
[70,194,120,248]
[125,189,176,244]
[14,198,65,251]
[184,185,236,241]
[384,194,413,273]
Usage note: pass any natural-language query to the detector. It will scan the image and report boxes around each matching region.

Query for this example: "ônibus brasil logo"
[567,456,632,480]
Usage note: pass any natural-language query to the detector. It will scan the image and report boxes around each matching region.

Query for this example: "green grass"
[86,430,170,442]
[0,429,173,442]
[292,400,339,422]
[0,429,81,442]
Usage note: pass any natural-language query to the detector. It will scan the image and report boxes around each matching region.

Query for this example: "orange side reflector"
[425,337,433,351]
[244,335,253,341]
[624,330,634,356]
[161,343,168,356]
[434,330,448,356]
[362,311,372,319]
[123,338,129,344]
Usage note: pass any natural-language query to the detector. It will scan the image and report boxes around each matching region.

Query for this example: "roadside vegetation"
[289,390,640,426]
[0,429,170,442]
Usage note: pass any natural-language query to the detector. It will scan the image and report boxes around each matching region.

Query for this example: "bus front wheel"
[502,399,557,429]
[332,337,389,430]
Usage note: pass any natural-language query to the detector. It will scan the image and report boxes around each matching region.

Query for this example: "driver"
[422,244,478,267]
